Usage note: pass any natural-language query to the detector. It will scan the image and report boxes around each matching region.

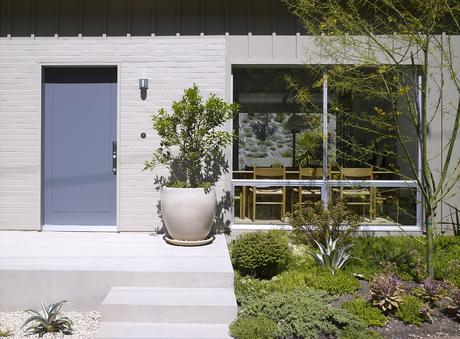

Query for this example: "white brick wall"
[0,36,227,231]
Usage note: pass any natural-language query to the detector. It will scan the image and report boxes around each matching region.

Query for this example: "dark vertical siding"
[252,0,272,35]
[0,0,7,36]
[1,0,301,37]
[204,0,225,35]
[131,0,151,36]
[11,0,32,36]
[229,0,247,35]
[275,0,297,35]
[157,0,176,35]
[107,0,127,36]
[180,0,200,35]
[35,0,54,36]
[59,0,78,36]
[82,0,103,36]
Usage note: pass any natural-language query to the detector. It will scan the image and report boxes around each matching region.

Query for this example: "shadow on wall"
[152,151,232,235]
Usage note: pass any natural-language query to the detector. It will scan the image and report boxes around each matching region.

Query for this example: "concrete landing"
[0,231,234,311]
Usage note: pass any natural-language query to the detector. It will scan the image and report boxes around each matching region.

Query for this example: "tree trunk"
[426,213,434,278]
[186,166,191,188]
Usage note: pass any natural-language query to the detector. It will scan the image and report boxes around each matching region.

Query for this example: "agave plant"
[308,237,353,274]
[370,273,405,313]
[415,278,445,306]
[21,300,73,337]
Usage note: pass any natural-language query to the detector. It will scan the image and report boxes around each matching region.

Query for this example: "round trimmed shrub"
[231,231,290,279]
[229,316,277,339]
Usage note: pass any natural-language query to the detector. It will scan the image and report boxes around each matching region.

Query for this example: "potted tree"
[144,84,239,245]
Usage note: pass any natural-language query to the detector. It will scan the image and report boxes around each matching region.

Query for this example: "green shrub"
[231,231,290,279]
[241,289,367,338]
[395,295,426,325]
[303,269,360,295]
[234,273,270,305]
[229,316,277,339]
[0,329,12,337]
[340,328,382,339]
[268,268,308,291]
[347,236,460,285]
[288,202,361,248]
[433,236,460,250]
[348,236,426,281]
[341,298,387,327]
[433,242,460,287]
[235,265,360,307]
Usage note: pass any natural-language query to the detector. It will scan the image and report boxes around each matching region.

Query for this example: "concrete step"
[95,322,232,338]
[0,233,234,311]
[101,287,237,324]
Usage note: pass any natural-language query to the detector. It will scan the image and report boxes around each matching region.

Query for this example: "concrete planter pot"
[161,187,216,245]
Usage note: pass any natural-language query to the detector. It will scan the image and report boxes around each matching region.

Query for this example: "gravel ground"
[0,311,101,338]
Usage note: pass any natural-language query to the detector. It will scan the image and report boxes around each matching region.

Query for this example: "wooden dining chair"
[249,167,286,222]
[291,167,323,212]
[340,167,375,220]
[234,186,245,220]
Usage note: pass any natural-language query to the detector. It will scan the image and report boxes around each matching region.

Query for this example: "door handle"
[112,141,117,175]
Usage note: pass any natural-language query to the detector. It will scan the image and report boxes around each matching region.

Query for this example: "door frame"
[39,63,121,232]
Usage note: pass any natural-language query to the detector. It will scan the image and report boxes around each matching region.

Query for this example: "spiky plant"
[414,278,445,306]
[21,301,73,337]
[370,273,405,313]
[445,287,460,321]
[420,304,434,324]
[309,237,353,275]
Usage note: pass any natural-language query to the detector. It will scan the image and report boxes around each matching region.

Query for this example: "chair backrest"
[299,167,323,179]
[341,167,373,180]
[253,167,285,179]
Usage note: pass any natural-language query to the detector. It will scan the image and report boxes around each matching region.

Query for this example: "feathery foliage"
[144,84,239,188]
[284,0,460,278]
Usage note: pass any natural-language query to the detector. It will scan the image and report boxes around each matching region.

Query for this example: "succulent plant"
[420,304,434,323]
[22,300,73,337]
[309,237,353,275]
[414,278,445,306]
[445,287,460,321]
[370,273,405,313]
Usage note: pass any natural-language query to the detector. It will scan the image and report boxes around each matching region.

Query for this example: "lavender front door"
[43,67,117,226]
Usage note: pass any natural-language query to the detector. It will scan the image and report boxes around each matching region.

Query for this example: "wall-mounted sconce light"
[139,79,149,90]
[139,79,148,100]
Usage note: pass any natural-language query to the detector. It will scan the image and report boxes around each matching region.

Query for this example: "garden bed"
[229,230,460,338]
[0,311,101,338]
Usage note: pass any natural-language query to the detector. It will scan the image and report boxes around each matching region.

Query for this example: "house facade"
[0,0,459,233]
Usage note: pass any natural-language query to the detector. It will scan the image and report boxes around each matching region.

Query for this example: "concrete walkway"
[0,231,236,338]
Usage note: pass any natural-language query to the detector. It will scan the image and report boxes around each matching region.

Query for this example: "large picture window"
[231,67,420,229]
